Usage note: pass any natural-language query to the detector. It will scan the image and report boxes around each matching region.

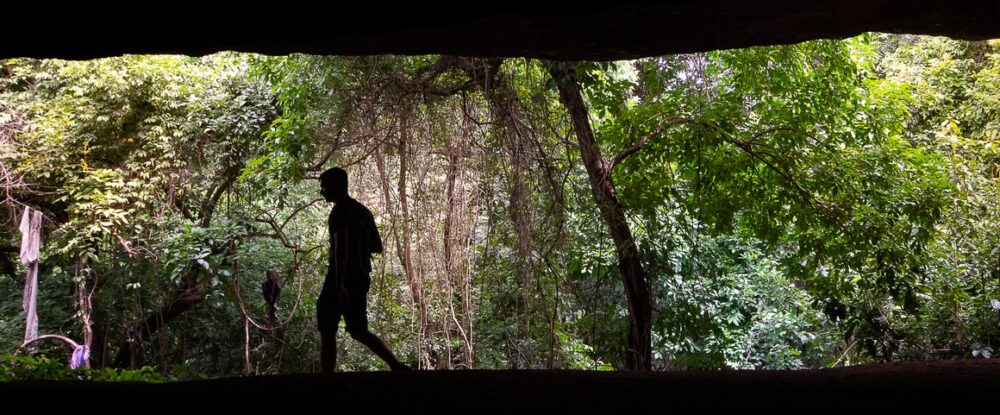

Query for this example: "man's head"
[319,167,349,203]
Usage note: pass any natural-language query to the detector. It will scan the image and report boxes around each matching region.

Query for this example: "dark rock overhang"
[4,2,1000,60]
[1,360,998,412]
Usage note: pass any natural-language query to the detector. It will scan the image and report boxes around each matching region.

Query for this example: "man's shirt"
[324,197,383,293]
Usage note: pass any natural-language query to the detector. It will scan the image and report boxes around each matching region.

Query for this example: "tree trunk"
[75,260,93,369]
[112,279,203,368]
[375,111,432,369]
[110,165,240,368]
[546,61,652,371]
[471,59,536,363]
[443,145,474,367]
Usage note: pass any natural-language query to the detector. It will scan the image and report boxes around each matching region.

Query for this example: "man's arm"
[364,208,383,254]
[333,229,350,305]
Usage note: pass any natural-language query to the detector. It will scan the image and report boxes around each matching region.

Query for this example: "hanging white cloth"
[19,207,42,344]
[19,207,41,264]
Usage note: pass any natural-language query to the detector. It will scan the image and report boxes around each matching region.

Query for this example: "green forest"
[1,34,999,377]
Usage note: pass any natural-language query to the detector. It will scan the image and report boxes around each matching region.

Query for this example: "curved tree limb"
[609,116,700,172]
[17,334,80,352]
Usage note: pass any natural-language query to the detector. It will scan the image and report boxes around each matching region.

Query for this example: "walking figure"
[317,167,410,372]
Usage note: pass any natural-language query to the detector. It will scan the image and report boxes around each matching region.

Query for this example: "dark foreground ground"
[2,359,998,413]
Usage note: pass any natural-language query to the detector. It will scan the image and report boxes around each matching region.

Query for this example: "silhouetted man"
[317,167,409,372]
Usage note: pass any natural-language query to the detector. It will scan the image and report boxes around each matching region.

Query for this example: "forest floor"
[2,359,998,413]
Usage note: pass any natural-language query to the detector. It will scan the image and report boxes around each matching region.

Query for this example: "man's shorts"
[316,277,370,333]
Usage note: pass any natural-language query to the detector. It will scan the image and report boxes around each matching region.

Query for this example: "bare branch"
[280,198,324,230]
[609,116,699,172]
[711,126,838,214]
[17,334,80,352]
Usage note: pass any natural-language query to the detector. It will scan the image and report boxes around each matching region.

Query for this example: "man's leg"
[317,293,342,373]
[320,330,338,373]
[346,328,410,370]
[345,280,410,370]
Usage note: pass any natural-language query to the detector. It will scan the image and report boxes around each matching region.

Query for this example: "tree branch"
[609,116,699,172]
[18,334,79,351]
[714,128,837,214]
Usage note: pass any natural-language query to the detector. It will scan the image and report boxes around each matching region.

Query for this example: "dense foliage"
[1,35,998,376]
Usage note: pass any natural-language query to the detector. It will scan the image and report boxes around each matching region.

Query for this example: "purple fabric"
[71,345,89,369]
